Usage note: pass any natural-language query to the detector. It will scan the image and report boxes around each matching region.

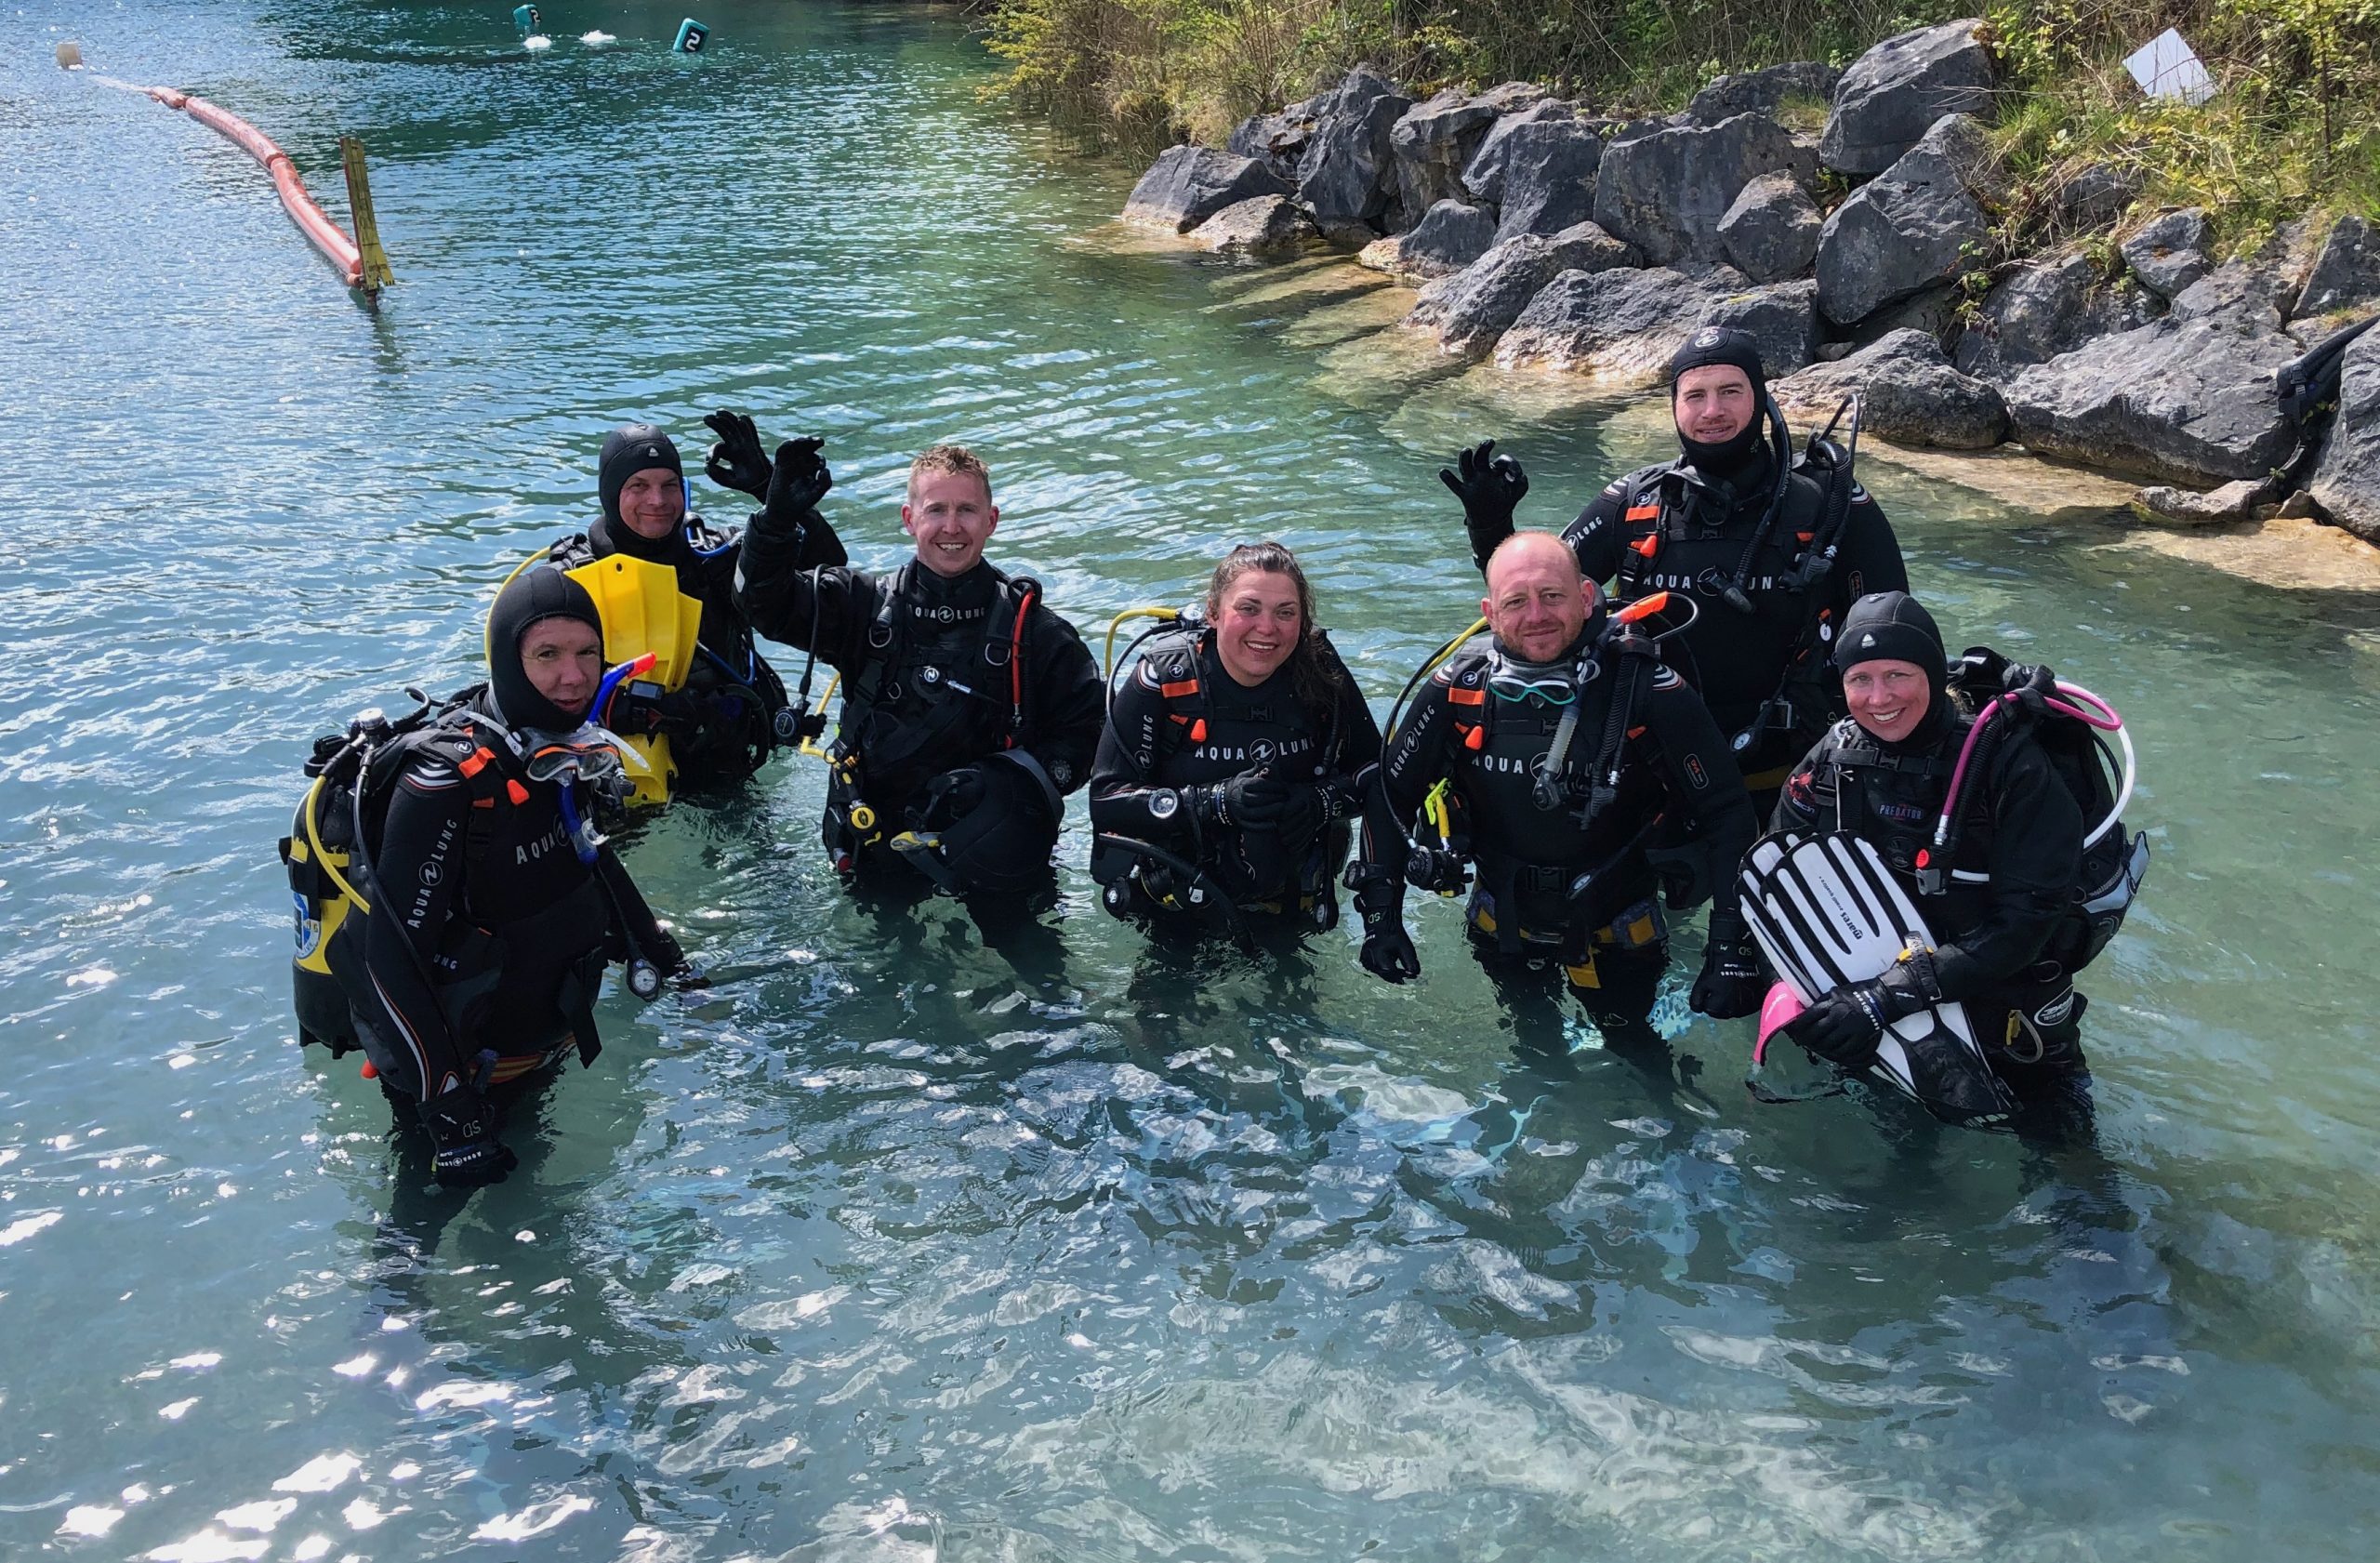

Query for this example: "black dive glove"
[2003,660,2057,720]
[1441,440,1529,571]
[703,409,772,499]
[1347,866,1420,984]
[1785,948,1941,1067]
[1191,770,1289,829]
[1689,927,1765,1021]
[754,437,833,539]
[423,1080,514,1186]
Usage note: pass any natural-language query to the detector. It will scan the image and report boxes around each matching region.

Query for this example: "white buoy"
[58,41,85,69]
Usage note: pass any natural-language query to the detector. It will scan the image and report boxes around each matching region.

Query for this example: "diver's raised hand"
[703,409,772,498]
[1441,439,1529,571]
[755,437,833,538]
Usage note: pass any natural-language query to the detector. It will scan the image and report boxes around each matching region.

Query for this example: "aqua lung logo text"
[517,820,567,864]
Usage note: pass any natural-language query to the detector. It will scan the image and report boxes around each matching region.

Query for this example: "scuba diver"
[281,569,687,1185]
[1347,532,1765,1049]
[1763,590,2146,1134]
[543,414,847,795]
[734,443,1104,898]
[1090,542,1382,934]
[1440,326,1908,813]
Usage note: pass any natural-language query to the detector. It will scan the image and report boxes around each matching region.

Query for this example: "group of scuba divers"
[282,325,2151,1185]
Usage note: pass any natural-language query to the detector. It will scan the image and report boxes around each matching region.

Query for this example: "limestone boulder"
[1953,252,2161,378]
[2119,209,2213,300]
[2050,162,2141,233]
[1819,17,1996,178]
[1494,266,1720,384]
[2003,316,2305,484]
[1686,61,1841,126]
[1395,199,1498,279]
[2171,258,2301,333]
[1408,222,1640,355]
[1593,113,1816,265]
[2296,216,2380,319]
[1187,195,1321,258]
[1815,113,1992,325]
[1122,146,1290,235]
[1461,99,1575,205]
[1296,67,1411,239]
[1716,172,1821,284]
[1388,88,1508,225]
[1226,110,1314,185]
[1487,117,1607,243]
[2309,324,2380,543]
[1771,328,2009,449]
[1704,278,1820,376]
[2130,480,2269,525]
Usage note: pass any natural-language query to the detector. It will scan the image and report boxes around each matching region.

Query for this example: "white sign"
[2124,28,2215,105]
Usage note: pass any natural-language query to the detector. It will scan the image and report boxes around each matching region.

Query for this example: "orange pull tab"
[1630,535,1659,558]
[1624,504,1660,523]
[1795,531,1815,543]
[1189,719,1207,743]
[360,1060,378,1080]
[1617,590,1671,623]
[1462,724,1486,751]
[507,779,531,805]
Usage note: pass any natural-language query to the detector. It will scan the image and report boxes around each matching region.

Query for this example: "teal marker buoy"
[672,18,710,53]
[512,5,541,34]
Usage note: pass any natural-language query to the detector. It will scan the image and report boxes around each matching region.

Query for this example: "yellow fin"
[566,554,704,692]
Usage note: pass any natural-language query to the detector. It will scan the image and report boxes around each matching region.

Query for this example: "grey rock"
[2273,488,2323,520]
[1608,113,1692,144]
[1296,67,1412,236]
[1854,283,1964,352]
[1494,265,1720,383]
[1187,195,1321,257]
[1488,118,1608,243]
[1122,145,1291,235]
[1820,17,1996,178]
[1226,111,1313,184]
[1396,199,1498,278]
[2297,216,2380,319]
[1716,171,1821,283]
[1953,253,2160,378]
[2119,209,2213,299]
[1408,221,1641,354]
[1669,258,1752,290]
[2003,316,2305,483]
[1389,88,1506,226]
[1815,113,1992,325]
[2172,258,2299,333]
[1705,278,1820,376]
[2051,162,2141,232]
[1461,99,1575,204]
[1772,328,2009,448]
[1594,113,1816,265]
[2131,479,2269,525]
[1686,61,1841,126]
[2310,324,2380,543]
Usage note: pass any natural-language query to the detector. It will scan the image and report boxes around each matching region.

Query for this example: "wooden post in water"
[339,136,396,297]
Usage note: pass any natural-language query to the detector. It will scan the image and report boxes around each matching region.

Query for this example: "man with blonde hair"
[737,441,1103,899]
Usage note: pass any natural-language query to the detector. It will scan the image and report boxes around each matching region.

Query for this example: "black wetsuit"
[350,695,675,1098]
[549,510,843,788]
[1360,627,1755,1042]
[1090,629,1382,919]
[1561,443,1907,789]
[1772,707,2091,1101]
[736,528,1104,880]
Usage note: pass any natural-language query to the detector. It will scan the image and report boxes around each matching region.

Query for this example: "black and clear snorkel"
[1698,391,1795,616]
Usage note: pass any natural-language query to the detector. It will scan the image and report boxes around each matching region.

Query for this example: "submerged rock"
[1772,328,2009,449]
[2131,479,2269,525]
[2297,217,2380,319]
[1716,172,1821,284]
[1494,265,1719,383]
[1485,117,1606,244]
[1819,17,1996,178]
[1297,67,1411,240]
[2310,325,2380,542]
[1188,195,1321,257]
[1123,146,1290,235]
[1593,112,1814,265]
[1815,113,1992,325]
[1686,61,1841,126]
[2119,209,2214,300]
[2003,315,2304,483]
[1406,222,1639,355]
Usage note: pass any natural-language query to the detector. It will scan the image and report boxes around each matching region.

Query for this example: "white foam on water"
[581,31,616,46]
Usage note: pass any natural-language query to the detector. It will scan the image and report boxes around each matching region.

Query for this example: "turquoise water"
[7,2,2380,1556]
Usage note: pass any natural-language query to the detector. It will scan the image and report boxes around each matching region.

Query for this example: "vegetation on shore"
[979,0,2380,247]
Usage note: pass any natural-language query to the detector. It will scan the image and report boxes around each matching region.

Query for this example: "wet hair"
[906,444,993,507]
[1204,541,1343,729]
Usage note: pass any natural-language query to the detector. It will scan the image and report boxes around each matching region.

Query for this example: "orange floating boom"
[147,86,365,289]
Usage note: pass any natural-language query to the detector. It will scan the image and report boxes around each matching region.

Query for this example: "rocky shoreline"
[1117,18,2380,549]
